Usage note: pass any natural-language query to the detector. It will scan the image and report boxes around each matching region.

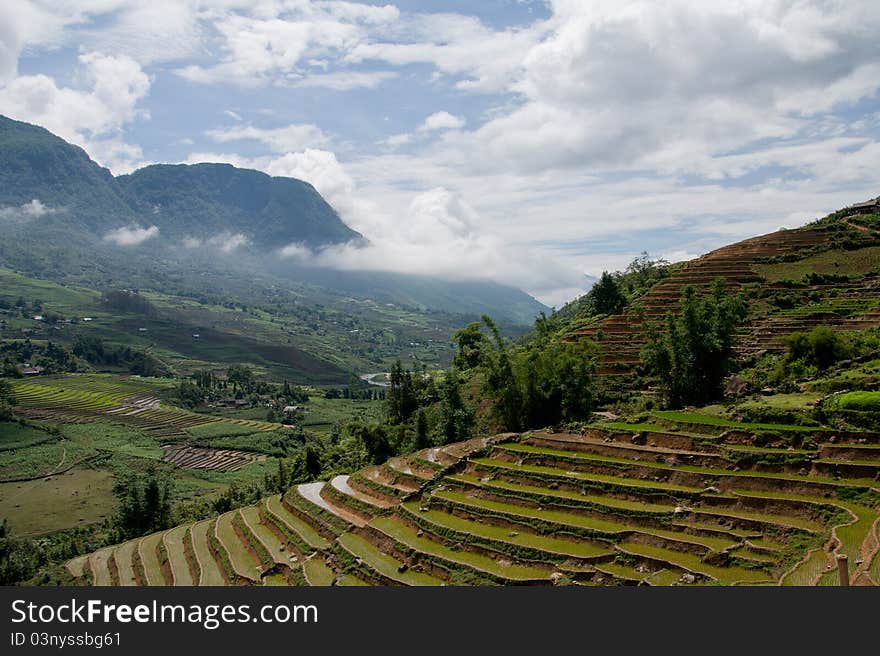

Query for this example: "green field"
[0,468,115,536]
[754,246,880,282]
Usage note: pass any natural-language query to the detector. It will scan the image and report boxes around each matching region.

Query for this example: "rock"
[548,482,559,490]
[680,573,696,584]
[397,563,408,573]
[702,486,720,494]
[674,506,687,514]
[508,531,519,537]
[549,572,564,584]
[419,507,429,512]
[416,530,424,537]
[631,432,647,445]
[725,375,750,397]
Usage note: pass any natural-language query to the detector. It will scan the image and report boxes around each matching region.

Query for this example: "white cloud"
[292,70,398,90]
[179,232,249,252]
[205,123,329,153]
[210,232,248,253]
[418,111,466,132]
[450,0,880,176]
[346,12,549,92]
[0,51,151,173]
[104,224,159,246]
[176,3,401,87]
[0,199,58,219]
[381,133,413,149]
[265,150,583,297]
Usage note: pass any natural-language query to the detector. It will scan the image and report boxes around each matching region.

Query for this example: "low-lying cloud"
[0,198,58,219]
[103,224,159,246]
[181,232,249,253]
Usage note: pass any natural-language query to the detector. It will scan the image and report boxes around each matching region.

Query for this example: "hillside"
[0,115,546,326]
[64,204,880,587]
[67,420,880,587]
[117,163,361,249]
[563,208,880,394]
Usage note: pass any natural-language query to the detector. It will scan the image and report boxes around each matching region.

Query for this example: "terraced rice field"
[70,423,880,586]
[563,220,880,389]
[11,374,284,442]
[161,445,265,472]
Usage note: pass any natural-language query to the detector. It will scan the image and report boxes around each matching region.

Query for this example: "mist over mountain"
[0,115,547,324]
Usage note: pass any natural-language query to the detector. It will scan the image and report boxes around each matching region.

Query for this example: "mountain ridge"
[0,114,548,325]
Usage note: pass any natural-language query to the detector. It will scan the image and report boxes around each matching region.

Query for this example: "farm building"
[846,196,880,215]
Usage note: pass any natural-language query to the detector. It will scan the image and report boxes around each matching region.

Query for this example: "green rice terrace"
[69,412,880,586]
[566,211,880,389]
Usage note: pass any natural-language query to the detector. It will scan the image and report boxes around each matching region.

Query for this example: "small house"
[847,196,880,215]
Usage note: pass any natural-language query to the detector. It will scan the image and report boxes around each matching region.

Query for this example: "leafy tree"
[588,271,626,316]
[113,469,172,541]
[439,367,473,443]
[642,279,746,408]
[387,360,419,424]
[0,379,15,421]
[478,315,595,431]
[621,252,671,301]
[349,423,396,465]
[414,409,430,450]
[227,364,255,395]
[480,316,524,431]
[453,322,489,370]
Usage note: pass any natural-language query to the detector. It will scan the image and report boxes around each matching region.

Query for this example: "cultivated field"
[70,414,880,586]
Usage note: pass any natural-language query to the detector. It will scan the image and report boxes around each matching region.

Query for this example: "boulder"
[725,375,750,397]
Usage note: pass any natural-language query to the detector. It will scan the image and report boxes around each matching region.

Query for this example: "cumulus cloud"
[0,199,57,219]
[103,224,159,246]
[453,0,880,176]
[265,150,583,297]
[292,70,398,91]
[418,111,466,132]
[180,232,249,252]
[176,3,400,87]
[346,12,548,92]
[205,123,329,153]
[0,50,151,173]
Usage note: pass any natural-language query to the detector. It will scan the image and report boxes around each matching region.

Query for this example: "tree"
[113,469,173,541]
[588,271,626,316]
[227,364,254,395]
[414,409,430,450]
[439,367,472,443]
[480,316,523,431]
[0,380,15,421]
[386,360,418,424]
[642,279,746,408]
[453,322,488,370]
[350,423,396,465]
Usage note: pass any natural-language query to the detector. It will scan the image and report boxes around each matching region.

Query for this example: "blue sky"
[2,1,880,307]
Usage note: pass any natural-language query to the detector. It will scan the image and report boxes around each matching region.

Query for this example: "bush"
[837,391,880,412]
[783,326,850,371]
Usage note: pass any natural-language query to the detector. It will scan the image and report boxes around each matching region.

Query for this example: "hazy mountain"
[0,114,547,325]
[117,163,361,249]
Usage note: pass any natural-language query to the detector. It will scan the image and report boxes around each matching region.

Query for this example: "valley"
[0,114,878,588]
